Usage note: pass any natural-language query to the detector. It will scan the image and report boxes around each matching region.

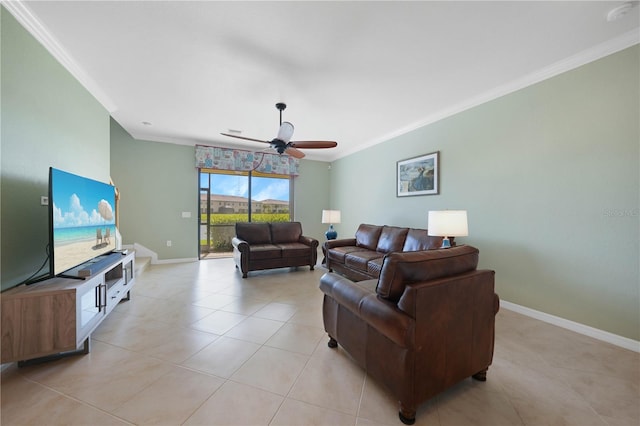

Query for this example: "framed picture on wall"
[397,151,439,197]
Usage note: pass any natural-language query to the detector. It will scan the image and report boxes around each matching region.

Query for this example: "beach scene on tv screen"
[51,169,117,275]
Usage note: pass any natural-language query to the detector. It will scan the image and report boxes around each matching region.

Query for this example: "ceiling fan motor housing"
[270,140,287,154]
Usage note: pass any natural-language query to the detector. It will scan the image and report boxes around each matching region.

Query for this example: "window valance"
[195,145,299,176]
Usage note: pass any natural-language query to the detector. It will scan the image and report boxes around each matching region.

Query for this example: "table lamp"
[427,210,468,248]
[322,209,341,240]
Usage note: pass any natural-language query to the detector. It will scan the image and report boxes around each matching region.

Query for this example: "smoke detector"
[607,2,637,22]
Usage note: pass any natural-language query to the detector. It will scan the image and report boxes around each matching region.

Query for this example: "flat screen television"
[48,167,118,277]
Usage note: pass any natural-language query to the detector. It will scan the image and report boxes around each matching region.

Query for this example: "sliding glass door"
[199,169,291,259]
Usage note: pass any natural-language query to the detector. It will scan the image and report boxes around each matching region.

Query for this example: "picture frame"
[397,151,439,197]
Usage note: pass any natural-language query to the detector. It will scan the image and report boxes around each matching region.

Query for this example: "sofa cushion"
[276,242,312,257]
[236,222,272,245]
[249,244,282,260]
[402,228,444,251]
[355,224,383,250]
[271,222,302,244]
[345,251,384,272]
[367,257,384,277]
[376,245,479,302]
[328,245,363,264]
[376,226,409,253]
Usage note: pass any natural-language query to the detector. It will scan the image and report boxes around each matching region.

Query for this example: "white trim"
[501,300,640,353]
[124,243,198,265]
[153,257,199,265]
[339,30,640,160]
[2,0,117,112]
[5,0,638,160]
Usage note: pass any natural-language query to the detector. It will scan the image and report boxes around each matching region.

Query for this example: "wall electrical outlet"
[166,240,172,247]
[41,196,49,206]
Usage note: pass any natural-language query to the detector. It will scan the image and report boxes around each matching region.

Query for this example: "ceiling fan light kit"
[276,121,294,143]
[221,103,337,159]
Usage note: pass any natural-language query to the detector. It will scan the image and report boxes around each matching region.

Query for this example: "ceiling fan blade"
[285,146,305,159]
[220,133,270,144]
[289,140,338,149]
[276,121,294,143]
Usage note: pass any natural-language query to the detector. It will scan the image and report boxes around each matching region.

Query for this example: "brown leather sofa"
[320,245,499,424]
[325,224,449,281]
[232,222,319,278]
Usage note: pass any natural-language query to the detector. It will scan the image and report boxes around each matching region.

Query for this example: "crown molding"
[2,0,118,112]
[348,29,640,159]
[3,0,637,154]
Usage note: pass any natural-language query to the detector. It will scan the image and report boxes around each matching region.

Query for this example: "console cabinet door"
[0,290,76,363]
[76,277,106,344]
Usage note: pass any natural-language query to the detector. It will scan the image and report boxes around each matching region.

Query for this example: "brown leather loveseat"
[325,223,448,281]
[232,221,319,278]
[320,245,499,424]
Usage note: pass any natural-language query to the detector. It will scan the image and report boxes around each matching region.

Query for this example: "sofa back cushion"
[376,226,409,253]
[235,222,271,244]
[402,228,446,251]
[271,221,302,244]
[355,224,383,251]
[376,245,479,302]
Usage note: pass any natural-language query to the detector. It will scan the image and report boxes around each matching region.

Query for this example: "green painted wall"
[2,4,637,342]
[293,159,332,242]
[331,45,640,340]
[110,119,331,259]
[110,120,198,260]
[1,7,111,290]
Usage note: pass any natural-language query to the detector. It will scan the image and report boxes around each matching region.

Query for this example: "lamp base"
[440,237,451,249]
[325,224,337,240]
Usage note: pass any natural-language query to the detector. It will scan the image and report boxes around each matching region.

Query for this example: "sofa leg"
[242,272,248,278]
[472,368,488,381]
[327,336,338,348]
[310,265,315,271]
[398,403,416,425]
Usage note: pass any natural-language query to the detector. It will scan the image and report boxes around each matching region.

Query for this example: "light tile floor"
[1,258,638,425]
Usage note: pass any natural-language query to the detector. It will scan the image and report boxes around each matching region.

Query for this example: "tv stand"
[1,252,136,365]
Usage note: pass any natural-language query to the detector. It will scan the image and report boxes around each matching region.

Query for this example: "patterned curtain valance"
[195,145,299,176]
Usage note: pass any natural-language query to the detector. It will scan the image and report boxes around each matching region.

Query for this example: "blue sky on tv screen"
[51,169,116,229]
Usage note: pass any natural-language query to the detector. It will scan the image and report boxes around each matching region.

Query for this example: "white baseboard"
[500,300,640,353]
[118,244,640,353]
[123,243,198,265]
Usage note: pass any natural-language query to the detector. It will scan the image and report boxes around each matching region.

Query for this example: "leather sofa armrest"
[359,293,414,348]
[232,237,249,253]
[299,236,319,249]
[320,273,414,348]
[325,238,357,249]
[320,272,369,311]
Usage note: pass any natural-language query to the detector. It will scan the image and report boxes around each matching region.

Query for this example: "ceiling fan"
[220,103,337,159]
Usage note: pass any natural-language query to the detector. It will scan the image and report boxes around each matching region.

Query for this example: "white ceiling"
[8,1,640,161]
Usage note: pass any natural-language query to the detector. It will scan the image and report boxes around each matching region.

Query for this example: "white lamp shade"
[277,121,294,142]
[427,210,468,237]
[322,209,341,224]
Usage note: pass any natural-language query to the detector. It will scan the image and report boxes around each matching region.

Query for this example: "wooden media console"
[1,251,136,365]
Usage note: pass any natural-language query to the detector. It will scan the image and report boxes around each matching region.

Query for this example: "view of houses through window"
[199,169,291,259]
